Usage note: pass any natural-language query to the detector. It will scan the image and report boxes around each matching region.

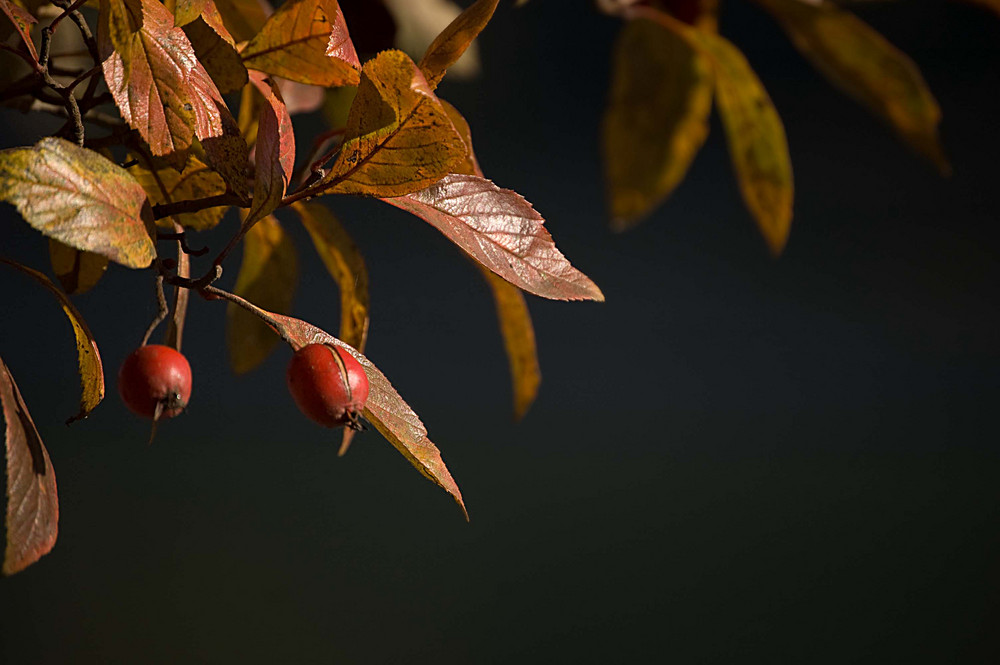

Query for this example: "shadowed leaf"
[244,71,295,228]
[211,0,272,43]
[757,0,947,173]
[0,138,154,268]
[384,174,604,301]
[181,0,249,94]
[227,216,297,374]
[1,356,58,576]
[130,154,228,230]
[603,18,712,229]
[241,0,360,87]
[0,0,37,61]
[312,49,465,197]
[440,99,482,176]
[0,258,105,423]
[961,0,1000,16]
[418,0,498,89]
[292,201,369,351]
[49,239,109,295]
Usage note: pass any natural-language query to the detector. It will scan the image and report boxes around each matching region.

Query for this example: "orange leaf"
[311,49,465,197]
[0,138,155,268]
[181,0,249,94]
[241,0,360,87]
[244,71,295,228]
[0,0,37,61]
[48,239,109,296]
[211,0,271,43]
[1,356,58,576]
[418,0,499,89]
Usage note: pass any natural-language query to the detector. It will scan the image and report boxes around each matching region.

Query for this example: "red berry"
[118,344,192,419]
[287,343,369,429]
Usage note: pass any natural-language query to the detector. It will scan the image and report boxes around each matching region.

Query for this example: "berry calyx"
[118,344,192,419]
[287,343,369,430]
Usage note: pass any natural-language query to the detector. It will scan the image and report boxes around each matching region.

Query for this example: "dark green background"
[2,1,999,662]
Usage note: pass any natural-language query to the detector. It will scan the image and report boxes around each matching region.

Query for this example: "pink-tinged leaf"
[0,138,155,268]
[241,0,361,87]
[1,356,58,576]
[384,174,604,302]
[181,0,249,94]
[0,258,105,424]
[275,77,325,115]
[99,0,229,156]
[0,0,37,61]
[244,71,295,228]
[205,288,467,519]
[418,0,498,89]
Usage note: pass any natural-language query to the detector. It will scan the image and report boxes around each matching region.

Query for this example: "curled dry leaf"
[244,71,295,229]
[0,138,155,268]
[130,154,229,230]
[1,356,58,576]
[227,215,298,374]
[0,258,105,424]
[48,239,109,296]
[312,49,466,197]
[241,0,361,87]
[418,0,499,89]
[384,174,605,302]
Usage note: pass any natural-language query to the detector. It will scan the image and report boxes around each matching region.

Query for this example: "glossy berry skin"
[118,345,192,419]
[287,343,369,429]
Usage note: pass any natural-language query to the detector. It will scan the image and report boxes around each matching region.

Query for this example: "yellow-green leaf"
[227,215,298,374]
[757,0,948,173]
[48,239,109,295]
[603,18,713,229]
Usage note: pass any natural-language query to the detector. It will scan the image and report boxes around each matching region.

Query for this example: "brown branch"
[152,193,247,220]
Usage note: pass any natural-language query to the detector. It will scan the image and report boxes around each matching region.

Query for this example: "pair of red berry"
[118,343,369,428]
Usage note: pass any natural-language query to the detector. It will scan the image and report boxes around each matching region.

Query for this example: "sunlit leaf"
[630,7,794,254]
[181,0,249,94]
[99,0,230,156]
[385,0,482,81]
[209,289,467,518]
[0,0,38,61]
[1,356,58,576]
[129,154,229,230]
[241,0,360,87]
[384,174,604,301]
[292,201,369,351]
[757,0,948,173]
[0,138,155,268]
[227,215,298,374]
[603,18,712,229]
[440,99,482,177]
[311,49,465,197]
[0,258,105,423]
[244,71,295,228]
[418,0,498,89]
[48,239,109,295]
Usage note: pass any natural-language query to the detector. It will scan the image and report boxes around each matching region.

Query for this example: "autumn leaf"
[603,18,712,229]
[49,239,109,295]
[384,174,604,301]
[0,0,38,61]
[244,71,295,229]
[385,0,482,81]
[1,356,58,576]
[629,7,793,254]
[0,138,155,268]
[181,0,249,94]
[130,154,229,231]
[207,288,467,519]
[418,0,498,89]
[440,99,483,177]
[227,215,298,374]
[99,0,230,156]
[756,0,948,173]
[0,258,105,423]
[292,201,369,352]
[241,0,361,87]
[211,0,271,43]
[310,49,466,197]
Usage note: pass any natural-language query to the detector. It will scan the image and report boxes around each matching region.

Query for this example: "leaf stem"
[151,193,247,220]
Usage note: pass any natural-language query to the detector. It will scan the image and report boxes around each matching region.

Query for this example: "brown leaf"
[130,154,229,230]
[756,0,948,173]
[630,7,793,254]
[211,0,271,43]
[0,0,38,61]
[384,174,604,301]
[208,288,467,519]
[48,239,109,295]
[99,0,231,156]
[603,18,712,229]
[1,356,58,576]
[440,99,483,177]
[182,0,250,94]
[241,0,361,87]
[292,201,369,351]
[0,138,155,268]
[244,71,295,228]
[0,258,105,423]
[418,0,498,89]
[311,49,466,197]
[227,215,298,374]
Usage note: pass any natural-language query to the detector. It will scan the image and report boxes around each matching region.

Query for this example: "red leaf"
[241,0,361,87]
[244,70,295,228]
[384,174,604,302]
[99,0,230,156]
[0,0,37,61]
[418,0,498,89]
[1,356,58,576]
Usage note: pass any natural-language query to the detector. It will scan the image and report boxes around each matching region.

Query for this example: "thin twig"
[140,274,169,346]
[152,193,247,220]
